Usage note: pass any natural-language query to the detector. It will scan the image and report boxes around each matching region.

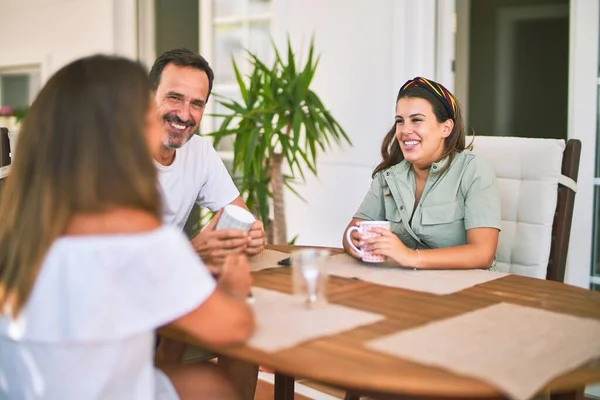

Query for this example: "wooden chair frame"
[547,138,581,282]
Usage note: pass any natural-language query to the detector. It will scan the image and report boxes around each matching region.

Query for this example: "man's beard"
[163,127,197,149]
[162,114,197,149]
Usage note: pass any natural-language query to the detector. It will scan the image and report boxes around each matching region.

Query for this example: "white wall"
[0,0,137,83]
[273,0,437,247]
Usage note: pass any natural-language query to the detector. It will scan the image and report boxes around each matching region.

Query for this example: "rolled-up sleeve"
[354,173,386,221]
[462,156,502,230]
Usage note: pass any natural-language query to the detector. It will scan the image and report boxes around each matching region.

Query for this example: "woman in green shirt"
[343,77,501,269]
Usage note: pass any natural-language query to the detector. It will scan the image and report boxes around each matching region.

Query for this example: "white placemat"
[367,302,600,400]
[329,253,508,295]
[248,287,385,352]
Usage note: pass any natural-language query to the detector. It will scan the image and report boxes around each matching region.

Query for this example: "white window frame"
[0,64,41,107]
[200,0,274,162]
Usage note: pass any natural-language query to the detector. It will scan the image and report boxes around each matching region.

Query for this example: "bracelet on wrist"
[414,248,421,270]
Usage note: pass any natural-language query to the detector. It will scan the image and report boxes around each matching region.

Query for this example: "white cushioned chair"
[471,136,581,282]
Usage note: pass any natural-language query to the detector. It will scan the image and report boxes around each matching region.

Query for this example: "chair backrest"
[0,127,10,168]
[471,136,581,282]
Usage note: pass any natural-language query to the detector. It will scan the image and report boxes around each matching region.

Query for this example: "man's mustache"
[164,114,195,127]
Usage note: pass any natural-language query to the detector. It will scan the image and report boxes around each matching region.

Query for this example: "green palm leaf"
[205,36,351,243]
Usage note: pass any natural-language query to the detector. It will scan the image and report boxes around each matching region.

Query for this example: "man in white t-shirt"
[150,48,265,265]
[149,48,263,400]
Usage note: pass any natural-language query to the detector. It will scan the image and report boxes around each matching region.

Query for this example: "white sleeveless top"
[0,226,215,400]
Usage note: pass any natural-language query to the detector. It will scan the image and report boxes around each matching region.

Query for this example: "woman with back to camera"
[0,54,253,400]
[343,77,501,270]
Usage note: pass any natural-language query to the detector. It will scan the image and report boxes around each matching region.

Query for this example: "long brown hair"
[373,79,470,178]
[0,55,161,316]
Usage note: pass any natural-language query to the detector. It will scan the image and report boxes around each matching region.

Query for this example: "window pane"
[249,22,271,62]
[213,24,244,83]
[214,0,244,18]
[598,4,600,77]
[212,91,241,152]
[1,75,29,109]
[593,186,600,277]
[595,6,600,177]
[249,0,271,15]
[597,83,600,177]
[215,132,235,152]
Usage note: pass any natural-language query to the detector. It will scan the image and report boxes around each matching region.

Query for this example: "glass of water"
[291,248,330,307]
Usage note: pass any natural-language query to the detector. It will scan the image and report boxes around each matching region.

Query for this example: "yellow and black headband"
[398,77,457,120]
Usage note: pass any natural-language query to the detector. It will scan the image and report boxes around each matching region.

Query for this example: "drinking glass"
[291,248,330,307]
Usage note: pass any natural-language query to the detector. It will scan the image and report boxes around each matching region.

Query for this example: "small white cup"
[215,205,256,232]
[345,221,391,263]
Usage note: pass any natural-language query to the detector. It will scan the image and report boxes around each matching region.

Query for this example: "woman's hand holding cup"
[361,228,417,267]
[345,221,391,263]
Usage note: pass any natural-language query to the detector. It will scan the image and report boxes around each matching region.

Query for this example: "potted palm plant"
[209,38,351,244]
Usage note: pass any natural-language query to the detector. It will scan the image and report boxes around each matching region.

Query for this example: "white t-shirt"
[0,226,216,400]
[156,135,240,230]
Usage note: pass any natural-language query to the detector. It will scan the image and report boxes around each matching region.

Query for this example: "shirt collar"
[430,155,451,174]
[386,154,452,174]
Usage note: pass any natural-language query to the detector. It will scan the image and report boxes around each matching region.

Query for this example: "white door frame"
[137,0,156,68]
[566,0,598,289]
[435,0,456,91]
[454,0,470,122]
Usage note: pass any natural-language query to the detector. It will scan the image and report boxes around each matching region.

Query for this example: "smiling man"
[149,48,265,263]
[149,48,262,400]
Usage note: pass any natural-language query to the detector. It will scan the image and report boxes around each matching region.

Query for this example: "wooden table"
[161,245,600,400]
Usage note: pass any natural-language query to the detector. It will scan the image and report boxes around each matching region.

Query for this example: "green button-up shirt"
[354,150,501,251]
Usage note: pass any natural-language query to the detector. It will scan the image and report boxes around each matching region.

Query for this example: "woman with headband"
[343,77,501,270]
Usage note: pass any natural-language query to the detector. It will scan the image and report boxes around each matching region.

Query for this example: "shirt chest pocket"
[421,200,465,225]
[383,193,402,223]
[383,194,417,245]
[420,200,467,248]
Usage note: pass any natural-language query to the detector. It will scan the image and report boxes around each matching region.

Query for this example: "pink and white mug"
[345,221,391,263]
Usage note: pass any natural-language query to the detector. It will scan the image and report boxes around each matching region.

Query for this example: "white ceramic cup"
[215,204,256,232]
[345,220,391,263]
